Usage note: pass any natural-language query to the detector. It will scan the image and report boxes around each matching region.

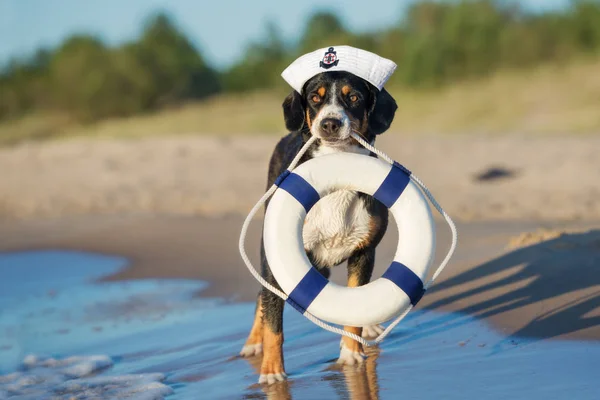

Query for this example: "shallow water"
[0,251,598,399]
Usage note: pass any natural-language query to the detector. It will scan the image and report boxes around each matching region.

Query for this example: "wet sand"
[1,214,598,342]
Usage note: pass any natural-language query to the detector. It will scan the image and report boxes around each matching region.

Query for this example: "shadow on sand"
[240,230,600,399]
[424,229,600,340]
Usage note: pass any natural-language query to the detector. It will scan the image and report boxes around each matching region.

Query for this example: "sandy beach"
[1,134,599,222]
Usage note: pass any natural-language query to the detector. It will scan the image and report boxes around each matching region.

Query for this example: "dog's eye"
[311,94,322,103]
[349,95,359,103]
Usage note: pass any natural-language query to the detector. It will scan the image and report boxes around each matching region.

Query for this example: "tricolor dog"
[240,46,398,384]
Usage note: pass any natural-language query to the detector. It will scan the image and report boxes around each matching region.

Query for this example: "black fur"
[282,91,306,132]
[368,87,397,135]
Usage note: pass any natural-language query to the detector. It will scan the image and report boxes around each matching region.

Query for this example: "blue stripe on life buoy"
[286,267,328,313]
[372,163,411,208]
[381,261,425,306]
[278,173,320,213]
[273,170,291,186]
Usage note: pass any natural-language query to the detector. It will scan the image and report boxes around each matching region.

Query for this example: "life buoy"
[263,152,436,327]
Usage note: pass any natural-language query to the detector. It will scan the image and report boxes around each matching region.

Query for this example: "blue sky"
[0,0,570,69]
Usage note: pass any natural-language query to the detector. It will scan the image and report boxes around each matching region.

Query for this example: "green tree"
[0,49,51,119]
[4,1,600,124]
[48,35,153,121]
[134,12,220,107]
[222,21,288,92]
[299,12,348,53]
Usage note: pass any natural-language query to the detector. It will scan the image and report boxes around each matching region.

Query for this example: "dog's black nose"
[320,118,341,137]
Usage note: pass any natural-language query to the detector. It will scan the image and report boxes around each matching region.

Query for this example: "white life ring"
[263,152,436,327]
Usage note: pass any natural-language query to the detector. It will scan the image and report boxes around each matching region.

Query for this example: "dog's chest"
[302,190,371,267]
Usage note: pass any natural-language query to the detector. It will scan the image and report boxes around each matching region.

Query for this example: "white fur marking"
[311,83,352,141]
[337,341,366,365]
[311,142,370,158]
[305,108,373,267]
[303,189,371,267]
[362,324,384,339]
[239,343,262,357]
[259,372,288,384]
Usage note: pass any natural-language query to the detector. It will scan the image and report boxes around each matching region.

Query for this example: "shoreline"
[1,214,598,342]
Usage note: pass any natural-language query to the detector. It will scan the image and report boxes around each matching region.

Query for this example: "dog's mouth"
[318,137,353,148]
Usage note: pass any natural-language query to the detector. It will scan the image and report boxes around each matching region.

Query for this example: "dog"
[240,70,398,384]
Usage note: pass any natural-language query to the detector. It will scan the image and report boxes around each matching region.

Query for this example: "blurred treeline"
[2,0,600,123]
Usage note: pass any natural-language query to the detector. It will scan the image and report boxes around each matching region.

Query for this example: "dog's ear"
[282,90,305,132]
[368,88,397,135]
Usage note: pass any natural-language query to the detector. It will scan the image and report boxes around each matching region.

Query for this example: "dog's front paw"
[337,341,366,366]
[259,371,287,385]
[362,324,384,339]
[258,354,287,384]
[239,343,262,357]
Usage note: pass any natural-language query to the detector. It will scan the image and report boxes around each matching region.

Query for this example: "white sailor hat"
[281,45,397,93]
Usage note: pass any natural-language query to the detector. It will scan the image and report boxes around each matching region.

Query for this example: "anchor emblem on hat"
[319,47,339,69]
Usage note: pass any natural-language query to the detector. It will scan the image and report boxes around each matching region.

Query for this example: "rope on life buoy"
[239,132,458,346]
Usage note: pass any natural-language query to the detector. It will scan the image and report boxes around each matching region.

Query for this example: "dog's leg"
[258,240,287,384]
[240,294,264,357]
[338,248,375,365]
[256,250,330,383]
[240,237,272,357]
[260,287,286,383]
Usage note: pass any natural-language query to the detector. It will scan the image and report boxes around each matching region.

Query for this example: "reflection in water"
[243,345,382,400]
[336,345,381,400]
[243,354,293,400]
[261,381,294,400]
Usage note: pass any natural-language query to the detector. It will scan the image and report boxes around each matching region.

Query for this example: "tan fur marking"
[244,297,263,346]
[317,86,326,97]
[347,273,361,289]
[306,109,312,128]
[342,85,352,95]
[261,327,285,375]
[342,275,364,352]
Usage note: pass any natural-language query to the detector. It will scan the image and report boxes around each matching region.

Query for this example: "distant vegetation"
[2,0,600,125]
